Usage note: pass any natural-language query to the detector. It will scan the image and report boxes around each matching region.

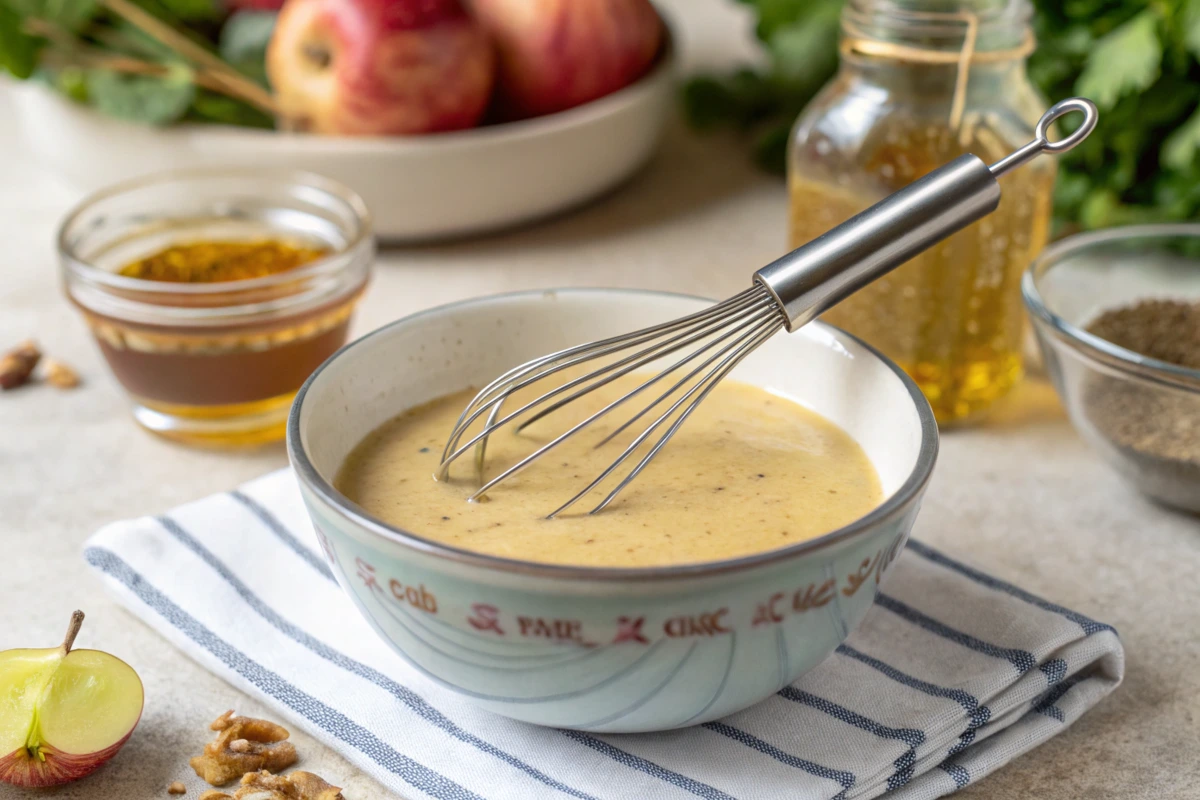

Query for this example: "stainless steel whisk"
[438,98,1099,517]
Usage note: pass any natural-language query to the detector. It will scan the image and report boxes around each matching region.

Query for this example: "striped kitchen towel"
[84,468,1123,800]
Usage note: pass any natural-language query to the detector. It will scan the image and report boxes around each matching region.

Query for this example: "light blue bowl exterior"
[288,289,936,733]
[298,482,921,732]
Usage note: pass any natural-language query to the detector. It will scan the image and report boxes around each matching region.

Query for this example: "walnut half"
[190,711,298,786]
[0,341,40,390]
[201,770,344,800]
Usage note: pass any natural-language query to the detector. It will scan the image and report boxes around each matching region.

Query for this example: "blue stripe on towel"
[836,645,979,713]
[875,593,1037,673]
[906,540,1115,636]
[702,721,856,796]
[83,546,481,800]
[835,645,992,758]
[779,687,923,790]
[229,490,335,581]
[1035,702,1065,723]
[154,516,596,799]
[558,730,736,800]
[874,595,1075,729]
[1040,658,1067,685]
[1033,674,1086,722]
[938,761,970,788]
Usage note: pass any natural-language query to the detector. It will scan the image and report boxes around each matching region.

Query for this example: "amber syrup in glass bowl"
[59,171,373,447]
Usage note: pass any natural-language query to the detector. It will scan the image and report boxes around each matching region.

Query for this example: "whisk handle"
[755,97,1098,331]
[755,154,999,331]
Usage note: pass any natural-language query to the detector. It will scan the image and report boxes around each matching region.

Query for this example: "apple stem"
[62,610,85,654]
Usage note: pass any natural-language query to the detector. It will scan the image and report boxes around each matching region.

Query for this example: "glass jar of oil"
[788,0,1053,425]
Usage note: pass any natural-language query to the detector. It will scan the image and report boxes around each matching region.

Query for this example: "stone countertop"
[1,2,1197,797]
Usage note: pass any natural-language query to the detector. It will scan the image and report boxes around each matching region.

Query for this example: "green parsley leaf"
[105,18,178,60]
[1075,10,1163,110]
[1183,0,1200,60]
[1154,166,1200,218]
[752,120,792,175]
[86,63,195,124]
[151,0,219,22]
[682,75,747,131]
[188,88,274,128]
[6,0,96,31]
[743,0,821,43]
[1162,106,1200,171]
[52,65,89,101]
[0,2,39,78]
[219,10,274,87]
[682,69,790,131]
[766,3,839,87]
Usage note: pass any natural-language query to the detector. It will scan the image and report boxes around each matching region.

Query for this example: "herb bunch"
[0,0,277,128]
[684,0,1200,231]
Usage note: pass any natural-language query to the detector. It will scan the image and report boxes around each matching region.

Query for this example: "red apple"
[267,0,495,135]
[0,612,144,788]
[467,0,662,118]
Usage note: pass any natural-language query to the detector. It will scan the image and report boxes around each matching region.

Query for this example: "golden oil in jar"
[790,119,1054,423]
[789,0,1053,425]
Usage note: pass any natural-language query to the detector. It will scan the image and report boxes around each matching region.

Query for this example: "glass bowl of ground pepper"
[1024,224,1200,513]
[59,170,373,447]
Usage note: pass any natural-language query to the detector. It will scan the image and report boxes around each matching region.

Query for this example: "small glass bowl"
[1023,223,1200,513]
[59,170,374,447]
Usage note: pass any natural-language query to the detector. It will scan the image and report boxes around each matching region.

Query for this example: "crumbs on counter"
[169,781,187,794]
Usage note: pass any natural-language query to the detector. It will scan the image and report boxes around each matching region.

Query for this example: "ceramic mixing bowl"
[287,289,938,732]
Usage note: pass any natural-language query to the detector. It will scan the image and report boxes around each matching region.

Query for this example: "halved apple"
[0,611,144,787]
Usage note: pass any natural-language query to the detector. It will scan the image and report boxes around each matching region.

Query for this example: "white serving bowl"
[287,289,938,731]
[7,40,674,242]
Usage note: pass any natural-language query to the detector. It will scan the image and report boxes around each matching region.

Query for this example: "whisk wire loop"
[549,315,782,517]
[436,287,772,480]
[512,293,777,434]
[464,302,783,507]
[441,286,765,460]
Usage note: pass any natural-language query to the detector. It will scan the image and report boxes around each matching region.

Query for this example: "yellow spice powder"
[119,240,327,283]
